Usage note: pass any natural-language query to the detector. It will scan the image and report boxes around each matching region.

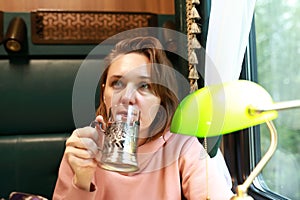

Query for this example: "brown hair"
[96,36,179,137]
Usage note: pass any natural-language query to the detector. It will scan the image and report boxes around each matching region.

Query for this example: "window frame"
[223,16,292,200]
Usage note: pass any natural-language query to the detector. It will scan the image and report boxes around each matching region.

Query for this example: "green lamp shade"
[171,80,278,137]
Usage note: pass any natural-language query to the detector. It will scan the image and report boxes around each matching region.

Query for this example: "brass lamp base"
[231,121,278,200]
[230,185,254,200]
[231,195,253,200]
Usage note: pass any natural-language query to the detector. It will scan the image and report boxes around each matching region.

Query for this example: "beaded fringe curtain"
[186,1,211,199]
[186,0,201,93]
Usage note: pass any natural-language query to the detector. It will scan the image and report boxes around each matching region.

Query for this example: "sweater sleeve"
[52,155,97,200]
[179,137,234,200]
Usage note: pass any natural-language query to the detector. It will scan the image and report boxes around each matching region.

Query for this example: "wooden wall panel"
[0,0,174,14]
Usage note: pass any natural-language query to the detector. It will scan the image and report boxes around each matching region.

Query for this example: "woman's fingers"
[64,116,107,168]
[76,127,99,142]
[66,147,98,168]
[95,115,107,130]
[65,145,95,160]
[66,127,99,155]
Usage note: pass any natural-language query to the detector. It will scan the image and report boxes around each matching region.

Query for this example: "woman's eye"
[111,80,124,89]
[139,82,151,90]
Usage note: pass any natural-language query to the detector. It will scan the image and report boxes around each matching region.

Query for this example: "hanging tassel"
[188,64,200,79]
[191,6,201,20]
[191,22,201,34]
[190,80,198,93]
[191,36,202,49]
[189,50,198,64]
[192,0,200,5]
[186,0,202,93]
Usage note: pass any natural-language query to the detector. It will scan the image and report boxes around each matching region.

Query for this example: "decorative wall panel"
[31,10,158,44]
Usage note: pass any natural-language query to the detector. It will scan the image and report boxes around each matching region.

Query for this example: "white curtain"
[205,0,256,85]
[204,0,257,189]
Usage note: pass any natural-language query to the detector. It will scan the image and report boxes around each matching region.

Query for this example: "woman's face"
[103,53,161,137]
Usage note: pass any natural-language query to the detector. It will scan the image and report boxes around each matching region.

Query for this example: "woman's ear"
[103,96,106,104]
[102,84,106,104]
[101,83,106,105]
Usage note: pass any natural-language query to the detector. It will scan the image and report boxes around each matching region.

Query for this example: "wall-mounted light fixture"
[4,17,27,53]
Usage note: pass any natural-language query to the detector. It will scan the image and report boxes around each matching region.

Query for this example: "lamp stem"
[254,100,300,113]
[232,121,278,199]
[244,120,277,188]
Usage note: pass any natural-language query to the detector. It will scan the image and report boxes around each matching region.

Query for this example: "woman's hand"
[64,116,105,191]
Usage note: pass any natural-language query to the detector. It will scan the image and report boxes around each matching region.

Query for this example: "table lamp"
[170,80,300,199]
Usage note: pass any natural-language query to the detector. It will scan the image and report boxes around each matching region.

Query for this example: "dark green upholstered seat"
[0,60,81,199]
[0,134,69,199]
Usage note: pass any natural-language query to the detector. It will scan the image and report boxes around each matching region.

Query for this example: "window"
[253,1,300,199]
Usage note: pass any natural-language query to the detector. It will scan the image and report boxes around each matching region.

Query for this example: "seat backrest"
[0,59,82,199]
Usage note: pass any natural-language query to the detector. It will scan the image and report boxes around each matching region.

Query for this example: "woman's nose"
[120,85,137,105]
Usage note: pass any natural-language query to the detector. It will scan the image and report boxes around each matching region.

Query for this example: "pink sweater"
[53,131,234,200]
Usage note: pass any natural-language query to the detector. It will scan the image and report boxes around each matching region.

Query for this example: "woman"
[53,36,234,200]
